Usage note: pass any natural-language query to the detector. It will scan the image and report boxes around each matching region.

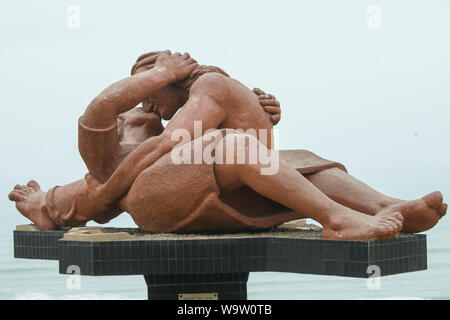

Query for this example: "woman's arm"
[87,73,230,206]
[253,88,281,125]
[82,53,198,129]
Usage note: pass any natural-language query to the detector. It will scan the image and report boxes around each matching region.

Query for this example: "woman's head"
[117,108,164,144]
[131,50,229,120]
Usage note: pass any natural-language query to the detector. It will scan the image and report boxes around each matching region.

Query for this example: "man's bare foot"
[376,191,446,233]
[322,208,403,241]
[8,180,57,230]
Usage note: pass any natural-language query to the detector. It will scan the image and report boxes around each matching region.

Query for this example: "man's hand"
[154,52,198,84]
[253,88,281,125]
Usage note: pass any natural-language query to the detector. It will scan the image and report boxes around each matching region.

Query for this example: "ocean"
[1,167,449,300]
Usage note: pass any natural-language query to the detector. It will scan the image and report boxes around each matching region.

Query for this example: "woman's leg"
[305,168,447,233]
[9,180,58,230]
[304,168,401,214]
[9,178,123,230]
[213,133,404,240]
[9,116,125,230]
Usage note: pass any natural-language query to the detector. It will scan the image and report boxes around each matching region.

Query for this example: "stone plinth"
[13,223,427,300]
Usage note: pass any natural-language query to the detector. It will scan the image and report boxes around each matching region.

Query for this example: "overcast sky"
[1,0,449,193]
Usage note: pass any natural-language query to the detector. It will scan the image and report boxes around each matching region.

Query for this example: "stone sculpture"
[9,51,447,240]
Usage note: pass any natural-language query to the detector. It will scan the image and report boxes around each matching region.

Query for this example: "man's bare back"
[215,75,274,139]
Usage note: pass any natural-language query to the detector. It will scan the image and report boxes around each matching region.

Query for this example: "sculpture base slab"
[13,225,427,300]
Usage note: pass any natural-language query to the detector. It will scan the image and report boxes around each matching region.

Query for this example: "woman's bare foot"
[376,191,447,233]
[322,207,403,241]
[8,180,57,230]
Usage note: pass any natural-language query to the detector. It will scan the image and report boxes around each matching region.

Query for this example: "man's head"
[131,50,187,120]
[131,50,229,120]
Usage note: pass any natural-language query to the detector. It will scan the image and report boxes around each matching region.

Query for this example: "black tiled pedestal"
[144,273,249,300]
[14,229,66,260]
[13,228,428,300]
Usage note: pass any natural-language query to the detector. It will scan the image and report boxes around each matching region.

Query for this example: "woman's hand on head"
[253,88,281,125]
[154,52,198,83]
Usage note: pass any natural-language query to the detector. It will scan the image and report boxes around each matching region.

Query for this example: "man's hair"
[130,50,229,91]
[131,50,280,125]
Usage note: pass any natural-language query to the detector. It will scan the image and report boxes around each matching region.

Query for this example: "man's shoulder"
[196,71,228,82]
[190,72,231,97]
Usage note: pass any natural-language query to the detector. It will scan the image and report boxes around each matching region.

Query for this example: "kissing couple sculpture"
[9,50,447,240]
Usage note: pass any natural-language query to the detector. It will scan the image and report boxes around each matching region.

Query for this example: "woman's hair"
[131,51,280,125]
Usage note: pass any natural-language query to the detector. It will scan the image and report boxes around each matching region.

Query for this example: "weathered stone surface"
[62,231,133,242]
[16,224,39,231]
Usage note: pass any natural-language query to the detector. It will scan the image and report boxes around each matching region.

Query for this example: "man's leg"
[305,168,447,233]
[213,133,404,240]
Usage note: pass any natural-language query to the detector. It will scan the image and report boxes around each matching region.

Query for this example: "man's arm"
[83,53,198,129]
[87,73,230,206]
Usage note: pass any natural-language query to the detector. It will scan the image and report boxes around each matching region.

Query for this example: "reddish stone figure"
[9,51,447,240]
